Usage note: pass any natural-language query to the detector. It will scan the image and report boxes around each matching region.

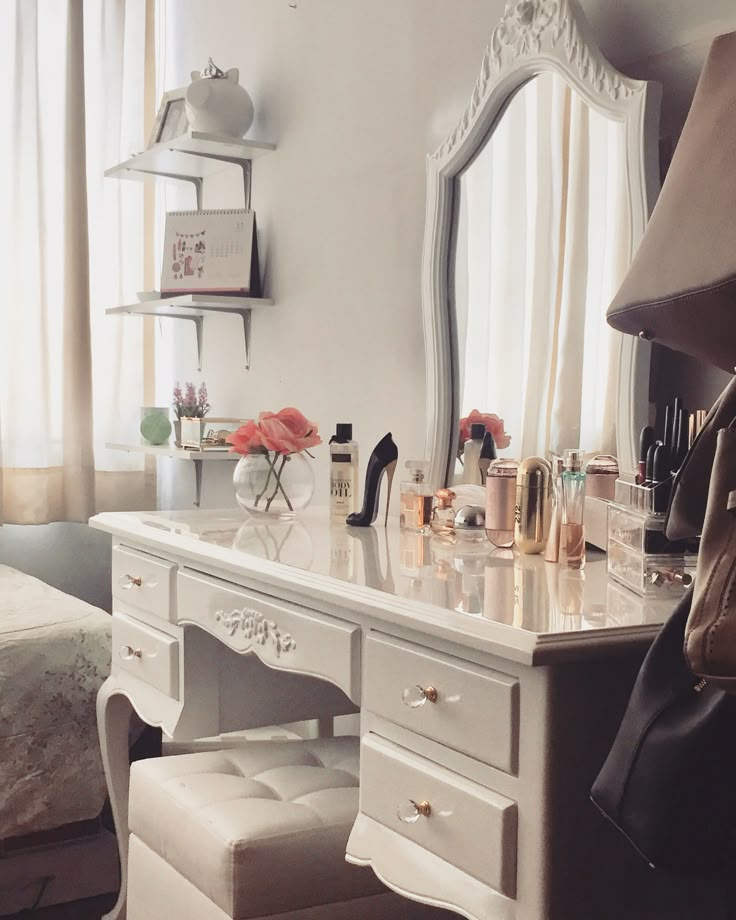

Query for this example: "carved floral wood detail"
[214,607,296,656]
[433,0,635,163]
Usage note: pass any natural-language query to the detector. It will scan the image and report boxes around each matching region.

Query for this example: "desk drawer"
[360,734,517,897]
[112,612,180,699]
[364,633,519,774]
[177,569,361,703]
[112,545,176,623]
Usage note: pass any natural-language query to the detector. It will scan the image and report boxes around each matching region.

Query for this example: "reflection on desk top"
[91,507,677,664]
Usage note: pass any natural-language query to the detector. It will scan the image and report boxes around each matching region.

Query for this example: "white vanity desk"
[91,507,675,920]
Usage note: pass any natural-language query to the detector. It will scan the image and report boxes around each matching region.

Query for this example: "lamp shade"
[607,32,736,371]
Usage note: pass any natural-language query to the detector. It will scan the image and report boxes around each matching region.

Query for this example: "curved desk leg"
[97,679,136,920]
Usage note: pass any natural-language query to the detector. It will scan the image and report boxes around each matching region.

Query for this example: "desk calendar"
[161,209,260,295]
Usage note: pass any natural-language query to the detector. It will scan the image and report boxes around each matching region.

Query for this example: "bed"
[0,565,117,914]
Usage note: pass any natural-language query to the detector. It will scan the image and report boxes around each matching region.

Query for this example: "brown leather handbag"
[665,373,736,541]
[683,422,736,689]
[607,32,736,371]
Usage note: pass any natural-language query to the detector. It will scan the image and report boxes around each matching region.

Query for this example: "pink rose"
[257,407,322,455]
[458,409,511,450]
[226,419,263,455]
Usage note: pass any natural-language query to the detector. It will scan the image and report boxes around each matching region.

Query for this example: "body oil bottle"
[329,423,359,519]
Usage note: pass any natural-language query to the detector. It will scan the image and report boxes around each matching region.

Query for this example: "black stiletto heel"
[346,433,399,527]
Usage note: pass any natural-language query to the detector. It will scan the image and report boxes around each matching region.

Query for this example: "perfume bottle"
[485,458,519,548]
[544,456,564,563]
[329,423,359,519]
[514,457,552,554]
[430,488,456,540]
[400,461,433,533]
[462,423,486,485]
[560,449,586,570]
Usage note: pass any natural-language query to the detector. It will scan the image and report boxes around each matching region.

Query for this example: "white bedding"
[0,565,111,838]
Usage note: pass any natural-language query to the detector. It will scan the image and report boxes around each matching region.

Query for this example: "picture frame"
[148,87,189,148]
[181,418,248,451]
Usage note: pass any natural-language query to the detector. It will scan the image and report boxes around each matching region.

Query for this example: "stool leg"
[97,679,136,920]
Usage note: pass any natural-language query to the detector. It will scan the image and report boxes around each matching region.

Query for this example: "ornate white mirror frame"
[422,0,662,486]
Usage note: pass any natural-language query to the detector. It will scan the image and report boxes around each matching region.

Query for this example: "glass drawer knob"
[402,685,438,708]
[397,799,432,823]
[119,574,143,589]
[120,645,143,660]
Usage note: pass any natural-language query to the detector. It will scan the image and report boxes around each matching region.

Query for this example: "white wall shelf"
[106,293,274,371]
[105,131,276,209]
[107,442,238,507]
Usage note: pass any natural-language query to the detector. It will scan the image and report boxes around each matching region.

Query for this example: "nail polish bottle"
[400,461,433,533]
[329,423,359,519]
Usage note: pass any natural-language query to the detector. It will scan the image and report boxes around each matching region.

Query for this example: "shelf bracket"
[193,316,204,371]
[176,151,252,209]
[124,168,204,208]
[239,310,252,370]
[192,458,203,507]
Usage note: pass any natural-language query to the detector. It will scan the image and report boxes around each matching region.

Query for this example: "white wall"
[6,1,736,594]
[153,0,736,512]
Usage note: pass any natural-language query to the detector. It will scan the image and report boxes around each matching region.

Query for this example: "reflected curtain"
[0,0,152,524]
[459,75,629,459]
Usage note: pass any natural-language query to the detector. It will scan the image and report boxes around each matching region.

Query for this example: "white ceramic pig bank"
[185,58,254,138]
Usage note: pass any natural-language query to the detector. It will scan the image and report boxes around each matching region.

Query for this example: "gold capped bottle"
[514,457,552,554]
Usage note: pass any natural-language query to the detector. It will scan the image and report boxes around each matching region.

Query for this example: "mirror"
[422,0,661,486]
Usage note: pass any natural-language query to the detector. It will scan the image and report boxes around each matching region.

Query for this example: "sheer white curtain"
[459,73,629,460]
[0,0,151,524]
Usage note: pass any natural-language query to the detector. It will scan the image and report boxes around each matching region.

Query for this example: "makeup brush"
[637,426,656,484]
[673,408,690,471]
[478,431,497,485]
[644,441,660,485]
[663,405,673,450]
[653,443,673,513]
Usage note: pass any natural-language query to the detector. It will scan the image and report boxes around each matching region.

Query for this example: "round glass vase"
[233,450,315,519]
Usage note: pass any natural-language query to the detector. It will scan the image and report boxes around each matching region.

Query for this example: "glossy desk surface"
[91,508,675,664]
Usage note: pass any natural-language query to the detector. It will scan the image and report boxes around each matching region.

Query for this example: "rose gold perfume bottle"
[400,461,433,534]
[485,458,519,548]
[430,488,456,540]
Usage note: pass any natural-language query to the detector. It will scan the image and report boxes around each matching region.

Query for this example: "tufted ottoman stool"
[127,736,438,919]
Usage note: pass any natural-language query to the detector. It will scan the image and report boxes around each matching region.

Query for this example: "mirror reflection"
[452,71,630,475]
